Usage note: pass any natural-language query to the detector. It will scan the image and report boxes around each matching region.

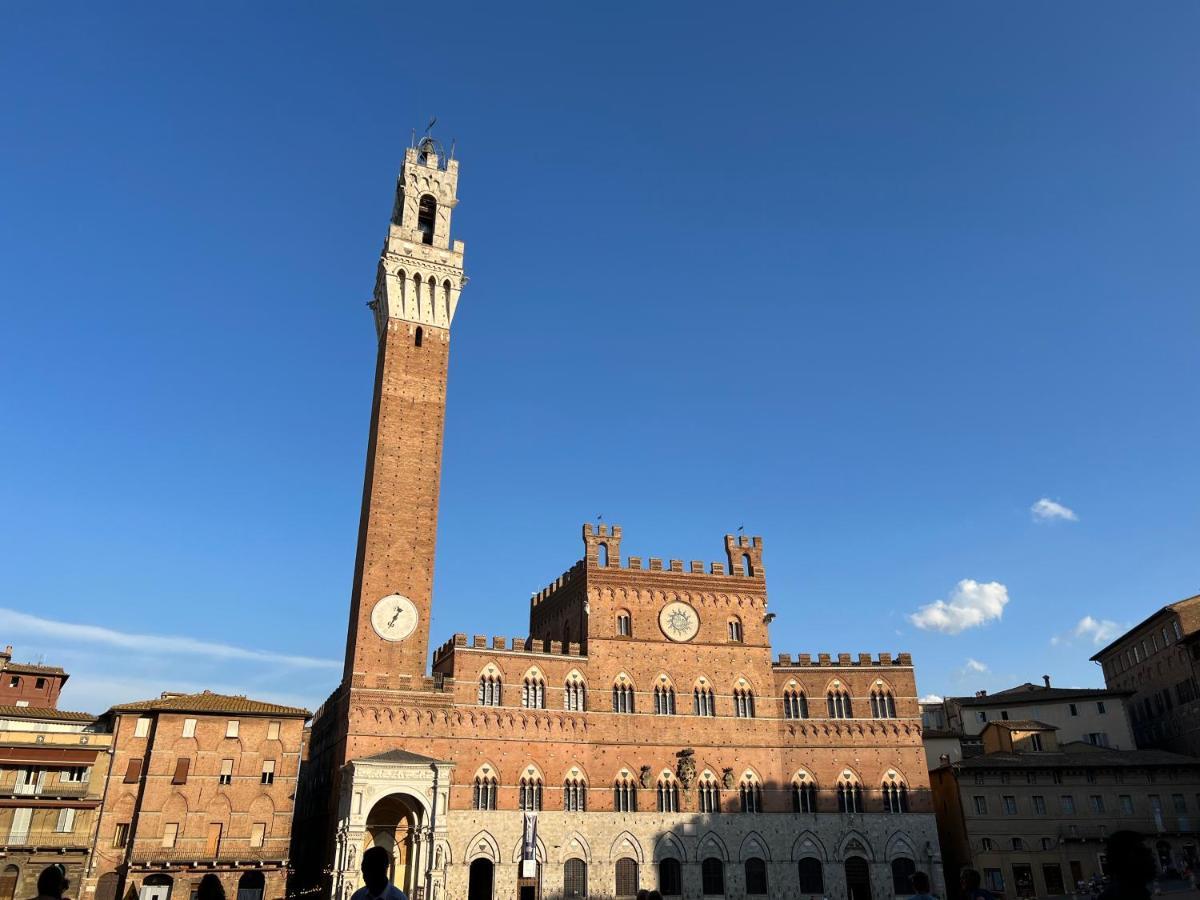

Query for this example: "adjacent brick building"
[0,646,68,709]
[295,138,942,900]
[0,702,112,900]
[1091,593,1200,756]
[84,692,308,900]
[930,720,1200,898]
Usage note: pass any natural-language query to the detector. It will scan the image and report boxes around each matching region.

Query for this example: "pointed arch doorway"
[364,794,420,896]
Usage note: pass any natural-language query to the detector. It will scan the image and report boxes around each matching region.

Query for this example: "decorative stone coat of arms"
[722,767,735,789]
[639,765,653,789]
[676,748,696,788]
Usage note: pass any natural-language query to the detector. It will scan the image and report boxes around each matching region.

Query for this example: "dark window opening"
[417,195,436,245]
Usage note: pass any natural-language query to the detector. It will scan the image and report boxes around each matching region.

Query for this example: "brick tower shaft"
[342,136,466,690]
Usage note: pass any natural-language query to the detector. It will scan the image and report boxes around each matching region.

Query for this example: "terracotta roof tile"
[108,691,309,718]
[0,706,93,722]
[3,662,67,676]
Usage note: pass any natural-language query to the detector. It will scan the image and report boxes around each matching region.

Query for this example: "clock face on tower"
[370,594,419,642]
[659,601,700,642]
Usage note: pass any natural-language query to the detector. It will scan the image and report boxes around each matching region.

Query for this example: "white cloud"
[1031,498,1079,522]
[909,580,1011,634]
[919,694,944,704]
[1073,615,1122,646]
[0,608,339,670]
[964,658,989,673]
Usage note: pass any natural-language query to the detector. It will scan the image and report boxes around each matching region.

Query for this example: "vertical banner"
[520,812,538,878]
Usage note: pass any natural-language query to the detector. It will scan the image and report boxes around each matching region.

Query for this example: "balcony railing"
[130,839,292,865]
[2,831,90,850]
[1,782,93,799]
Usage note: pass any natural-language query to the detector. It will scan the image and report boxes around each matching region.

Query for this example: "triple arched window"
[563,777,587,812]
[653,685,676,715]
[792,776,817,813]
[698,774,720,813]
[613,775,638,812]
[563,676,586,712]
[472,775,497,810]
[783,688,809,719]
[837,776,864,813]
[882,779,910,813]
[478,675,502,707]
[694,686,716,717]
[739,778,763,813]
[657,777,680,812]
[733,688,756,718]
[518,775,543,811]
[522,675,545,709]
[870,688,897,718]
[827,688,853,718]
[612,681,635,714]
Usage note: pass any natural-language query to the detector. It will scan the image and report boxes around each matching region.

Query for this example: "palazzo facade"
[294,138,942,900]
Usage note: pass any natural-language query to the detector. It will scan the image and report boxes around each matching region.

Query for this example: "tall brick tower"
[342,136,466,691]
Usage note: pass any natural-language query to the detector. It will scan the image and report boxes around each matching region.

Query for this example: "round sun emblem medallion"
[658,601,700,642]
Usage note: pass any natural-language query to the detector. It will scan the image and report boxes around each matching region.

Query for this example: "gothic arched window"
[417,195,436,245]
[654,684,676,715]
[657,776,680,812]
[613,775,638,812]
[870,687,897,718]
[522,674,545,709]
[733,687,756,718]
[783,688,809,719]
[616,610,632,637]
[792,773,817,813]
[694,685,715,717]
[478,674,502,707]
[728,617,743,642]
[472,775,497,810]
[882,779,910,813]
[518,775,542,811]
[836,775,863,813]
[612,679,635,714]
[698,773,720,813]
[564,675,586,711]
[739,775,763,813]
[827,688,853,719]
[563,776,586,812]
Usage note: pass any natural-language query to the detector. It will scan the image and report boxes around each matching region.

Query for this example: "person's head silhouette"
[361,846,393,895]
[37,865,67,900]
[196,875,225,900]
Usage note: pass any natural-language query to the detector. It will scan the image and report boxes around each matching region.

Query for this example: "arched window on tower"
[792,771,817,813]
[564,674,586,711]
[616,610,632,637]
[783,687,809,719]
[519,774,543,811]
[741,553,754,577]
[417,195,436,245]
[522,673,545,709]
[827,687,853,718]
[478,674,502,707]
[870,686,897,718]
[613,773,638,812]
[597,542,609,566]
[728,617,743,642]
[882,777,910,813]
[733,687,756,718]
[414,326,423,348]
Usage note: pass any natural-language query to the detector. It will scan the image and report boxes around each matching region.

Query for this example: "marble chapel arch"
[292,134,942,900]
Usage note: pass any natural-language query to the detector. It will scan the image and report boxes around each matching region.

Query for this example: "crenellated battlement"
[529,560,585,608]
[773,651,913,668]
[582,523,765,580]
[433,632,587,667]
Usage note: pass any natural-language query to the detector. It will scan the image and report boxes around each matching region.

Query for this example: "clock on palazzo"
[370,594,419,642]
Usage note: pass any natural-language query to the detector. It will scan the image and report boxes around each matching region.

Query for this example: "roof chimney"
[1043,675,1051,688]
[975,690,988,698]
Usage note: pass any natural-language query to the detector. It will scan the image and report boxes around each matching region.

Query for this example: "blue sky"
[2,4,1197,714]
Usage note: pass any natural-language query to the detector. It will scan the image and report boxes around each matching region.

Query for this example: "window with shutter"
[124,757,143,783]
[134,717,151,737]
[261,760,276,785]
[161,823,178,848]
[219,759,234,785]
[267,721,280,740]
[563,859,587,899]
[182,718,196,738]
[250,823,266,848]
[615,858,638,897]
[172,758,190,785]
[226,720,239,738]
